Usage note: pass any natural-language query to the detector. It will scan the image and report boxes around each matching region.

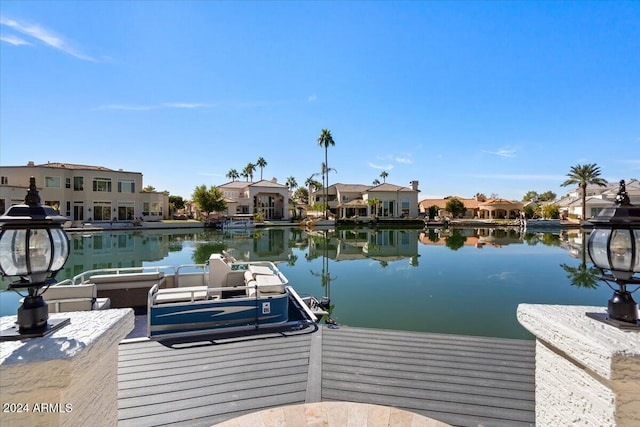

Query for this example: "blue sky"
[1,1,638,201]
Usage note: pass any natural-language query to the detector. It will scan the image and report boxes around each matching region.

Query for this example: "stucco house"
[556,179,640,220]
[0,161,168,224]
[218,178,290,220]
[310,181,420,218]
[419,196,523,219]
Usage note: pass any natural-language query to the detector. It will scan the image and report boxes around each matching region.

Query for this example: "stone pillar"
[1,309,134,427]
[517,304,640,426]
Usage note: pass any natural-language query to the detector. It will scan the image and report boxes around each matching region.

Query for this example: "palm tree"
[286,176,297,190]
[561,163,607,221]
[226,168,239,182]
[372,179,380,186]
[256,157,267,180]
[317,129,335,219]
[242,162,256,182]
[380,171,388,183]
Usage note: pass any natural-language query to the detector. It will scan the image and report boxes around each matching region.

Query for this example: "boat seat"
[43,283,111,313]
[88,272,166,308]
[154,286,209,304]
[245,271,285,297]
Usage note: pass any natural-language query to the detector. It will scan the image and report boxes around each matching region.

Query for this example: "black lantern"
[0,177,71,340]
[586,180,640,329]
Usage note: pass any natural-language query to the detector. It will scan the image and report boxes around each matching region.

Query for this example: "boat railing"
[174,263,209,287]
[71,265,177,285]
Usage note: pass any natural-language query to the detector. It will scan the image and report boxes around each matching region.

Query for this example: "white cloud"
[481,148,517,158]
[96,102,215,111]
[368,162,394,170]
[0,34,31,46]
[0,16,96,61]
[395,156,413,164]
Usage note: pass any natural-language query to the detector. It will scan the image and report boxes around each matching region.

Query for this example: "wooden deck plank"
[118,325,535,427]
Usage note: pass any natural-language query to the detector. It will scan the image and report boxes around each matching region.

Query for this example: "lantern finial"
[615,180,631,206]
[25,176,41,206]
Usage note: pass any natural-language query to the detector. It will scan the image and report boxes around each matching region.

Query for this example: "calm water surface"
[0,227,608,340]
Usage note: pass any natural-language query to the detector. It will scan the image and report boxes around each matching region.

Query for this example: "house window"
[45,176,61,188]
[1,176,8,185]
[74,177,84,191]
[117,204,135,220]
[92,202,112,220]
[65,178,71,189]
[401,198,410,216]
[118,180,135,193]
[66,201,71,217]
[93,178,112,192]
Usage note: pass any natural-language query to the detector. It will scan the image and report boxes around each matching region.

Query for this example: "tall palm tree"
[256,157,267,180]
[380,171,388,183]
[317,129,335,219]
[561,163,607,221]
[286,176,298,190]
[243,162,256,182]
[226,168,239,182]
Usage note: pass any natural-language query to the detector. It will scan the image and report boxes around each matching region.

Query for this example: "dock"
[118,326,535,427]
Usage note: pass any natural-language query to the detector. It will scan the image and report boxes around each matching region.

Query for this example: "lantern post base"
[586,312,640,331]
[0,318,70,341]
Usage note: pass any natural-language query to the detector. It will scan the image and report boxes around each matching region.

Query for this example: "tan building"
[218,179,290,220]
[0,161,168,224]
[419,196,523,219]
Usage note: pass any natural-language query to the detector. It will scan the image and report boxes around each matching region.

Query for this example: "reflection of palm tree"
[309,230,336,317]
[560,231,600,289]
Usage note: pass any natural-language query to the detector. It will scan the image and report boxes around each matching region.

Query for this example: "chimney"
[409,180,419,191]
[27,161,35,167]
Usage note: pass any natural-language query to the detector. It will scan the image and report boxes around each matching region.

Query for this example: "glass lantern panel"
[28,229,53,274]
[588,229,611,270]
[50,228,69,271]
[0,229,28,276]
[610,229,632,272]
[634,229,640,273]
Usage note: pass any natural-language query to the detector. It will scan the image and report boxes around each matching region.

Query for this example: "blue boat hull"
[149,292,304,339]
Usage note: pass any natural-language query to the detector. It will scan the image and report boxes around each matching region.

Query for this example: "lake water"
[0,227,609,340]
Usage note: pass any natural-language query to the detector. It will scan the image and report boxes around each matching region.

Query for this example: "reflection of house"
[308,228,420,265]
[556,180,640,220]
[218,179,290,220]
[311,181,420,218]
[419,196,523,219]
[0,161,168,223]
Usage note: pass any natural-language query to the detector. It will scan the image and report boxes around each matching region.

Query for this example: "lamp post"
[0,177,71,340]
[586,179,640,329]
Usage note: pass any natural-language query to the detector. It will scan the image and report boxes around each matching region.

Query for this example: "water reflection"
[0,227,587,290]
[1,226,610,339]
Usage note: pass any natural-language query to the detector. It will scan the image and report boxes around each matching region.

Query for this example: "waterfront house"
[310,181,420,219]
[419,196,523,220]
[556,179,640,219]
[0,161,168,224]
[218,178,290,220]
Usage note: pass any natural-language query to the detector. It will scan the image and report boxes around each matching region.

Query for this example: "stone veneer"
[1,309,134,426]
[517,304,640,426]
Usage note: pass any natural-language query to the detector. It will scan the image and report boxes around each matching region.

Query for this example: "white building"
[311,181,421,218]
[218,178,290,220]
[0,161,168,224]
[556,179,640,219]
